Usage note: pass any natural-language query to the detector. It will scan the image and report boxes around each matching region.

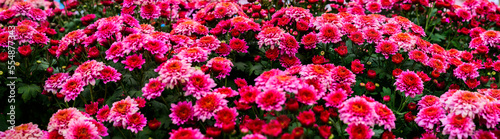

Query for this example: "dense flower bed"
[1,0,500,138]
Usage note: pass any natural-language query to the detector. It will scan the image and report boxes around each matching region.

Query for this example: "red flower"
[407,102,416,111]
[366,81,376,92]
[296,20,309,32]
[491,83,498,89]
[254,55,261,62]
[312,55,329,64]
[206,127,222,137]
[266,48,279,61]
[404,111,416,122]
[18,45,32,57]
[234,78,248,88]
[349,31,365,45]
[351,59,365,74]
[292,127,304,138]
[262,120,283,137]
[392,53,403,64]
[381,131,396,139]
[297,110,316,127]
[431,70,440,78]
[47,67,54,74]
[246,118,265,133]
[84,102,98,115]
[392,68,402,77]
[148,118,161,131]
[277,115,291,128]
[334,45,348,57]
[285,98,299,111]
[87,46,100,58]
[449,84,460,90]
[318,125,332,139]
[222,123,235,133]
[465,78,480,89]
[367,70,376,79]
[312,105,324,113]
[0,52,7,62]
[234,100,252,111]
[402,4,411,11]
[480,76,490,84]
[383,95,391,102]
[320,111,330,123]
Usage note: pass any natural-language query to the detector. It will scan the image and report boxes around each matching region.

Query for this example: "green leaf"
[234,62,248,71]
[18,84,41,102]
[249,63,263,76]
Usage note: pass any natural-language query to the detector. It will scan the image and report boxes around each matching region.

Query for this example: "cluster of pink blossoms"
[194,2,246,21]
[47,108,108,139]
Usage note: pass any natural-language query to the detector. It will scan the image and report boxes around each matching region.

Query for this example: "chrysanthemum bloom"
[296,85,320,105]
[105,42,125,63]
[196,35,220,50]
[351,59,365,74]
[255,69,286,88]
[213,87,238,98]
[242,134,267,139]
[454,63,480,81]
[480,101,500,128]
[257,26,285,49]
[194,93,228,121]
[215,43,231,56]
[214,107,238,128]
[478,89,500,100]
[426,58,447,73]
[172,19,208,36]
[177,47,209,63]
[125,112,147,133]
[256,89,286,111]
[408,50,428,63]
[30,32,49,45]
[73,60,106,85]
[61,29,87,46]
[444,90,485,118]
[345,123,374,139]
[411,24,426,37]
[122,54,146,71]
[296,110,316,127]
[374,102,396,130]
[472,130,497,139]
[456,8,472,21]
[140,3,160,19]
[415,106,446,132]
[389,33,415,52]
[331,66,357,86]
[324,90,347,108]
[84,102,99,115]
[207,57,233,79]
[339,96,378,126]
[184,70,217,98]
[98,66,121,84]
[441,114,475,139]
[261,120,283,137]
[108,97,139,127]
[301,32,318,49]
[142,78,166,100]
[60,76,86,102]
[144,39,169,55]
[96,105,110,122]
[279,54,301,68]
[299,64,331,84]
[229,38,249,53]
[264,74,302,93]
[480,30,500,46]
[0,32,9,48]
[169,101,195,125]
[318,24,342,44]
[14,25,35,44]
[366,2,382,13]
[375,40,398,59]
[44,73,71,94]
[65,119,101,139]
[12,2,33,16]
[122,33,149,54]
[156,59,194,89]
[169,127,205,139]
[47,108,87,134]
[349,31,365,45]
[417,95,441,109]
[280,34,300,55]
[394,70,424,98]
[2,123,45,139]
[238,85,261,104]
[95,22,121,42]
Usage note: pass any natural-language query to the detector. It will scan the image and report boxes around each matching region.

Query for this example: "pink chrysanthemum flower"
[318,24,342,44]
[61,29,87,46]
[417,95,441,109]
[324,90,347,108]
[2,123,45,139]
[374,102,396,130]
[60,76,86,102]
[238,85,261,104]
[172,19,208,36]
[389,33,415,52]
[144,39,169,55]
[65,119,100,139]
[444,90,485,118]
[366,2,382,13]
[408,50,429,63]
[254,69,286,88]
[0,32,9,48]
[122,54,146,71]
[480,30,500,46]
[242,134,267,139]
[142,78,166,100]
[339,96,378,126]
[184,70,217,98]
[126,112,147,133]
[44,73,71,94]
[256,89,286,111]
[473,130,497,139]
[415,106,446,132]
[296,85,320,105]
[122,33,150,54]
[441,114,475,139]
[108,97,139,127]
[96,105,110,122]
[140,4,160,19]
[156,59,194,89]
[194,93,228,121]
[99,66,121,84]
[47,108,87,134]
[176,47,209,63]
[95,22,121,42]
[456,8,472,21]
[229,38,249,53]
[394,70,424,98]
[12,2,33,16]
[375,40,398,59]
[454,63,480,81]
[214,107,239,128]
[345,123,374,139]
[301,32,318,49]
[426,58,448,73]
[280,34,300,55]
[207,57,233,79]
[279,54,301,68]
[14,25,35,44]
[331,66,357,86]
[411,24,426,37]
[257,26,285,49]
[73,60,106,86]
[30,32,49,45]
[170,101,195,125]
[196,35,220,51]
[264,74,302,94]
[105,42,125,63]
[169,127,205,139]
[363,28,382,43]
[478,89,500,100]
